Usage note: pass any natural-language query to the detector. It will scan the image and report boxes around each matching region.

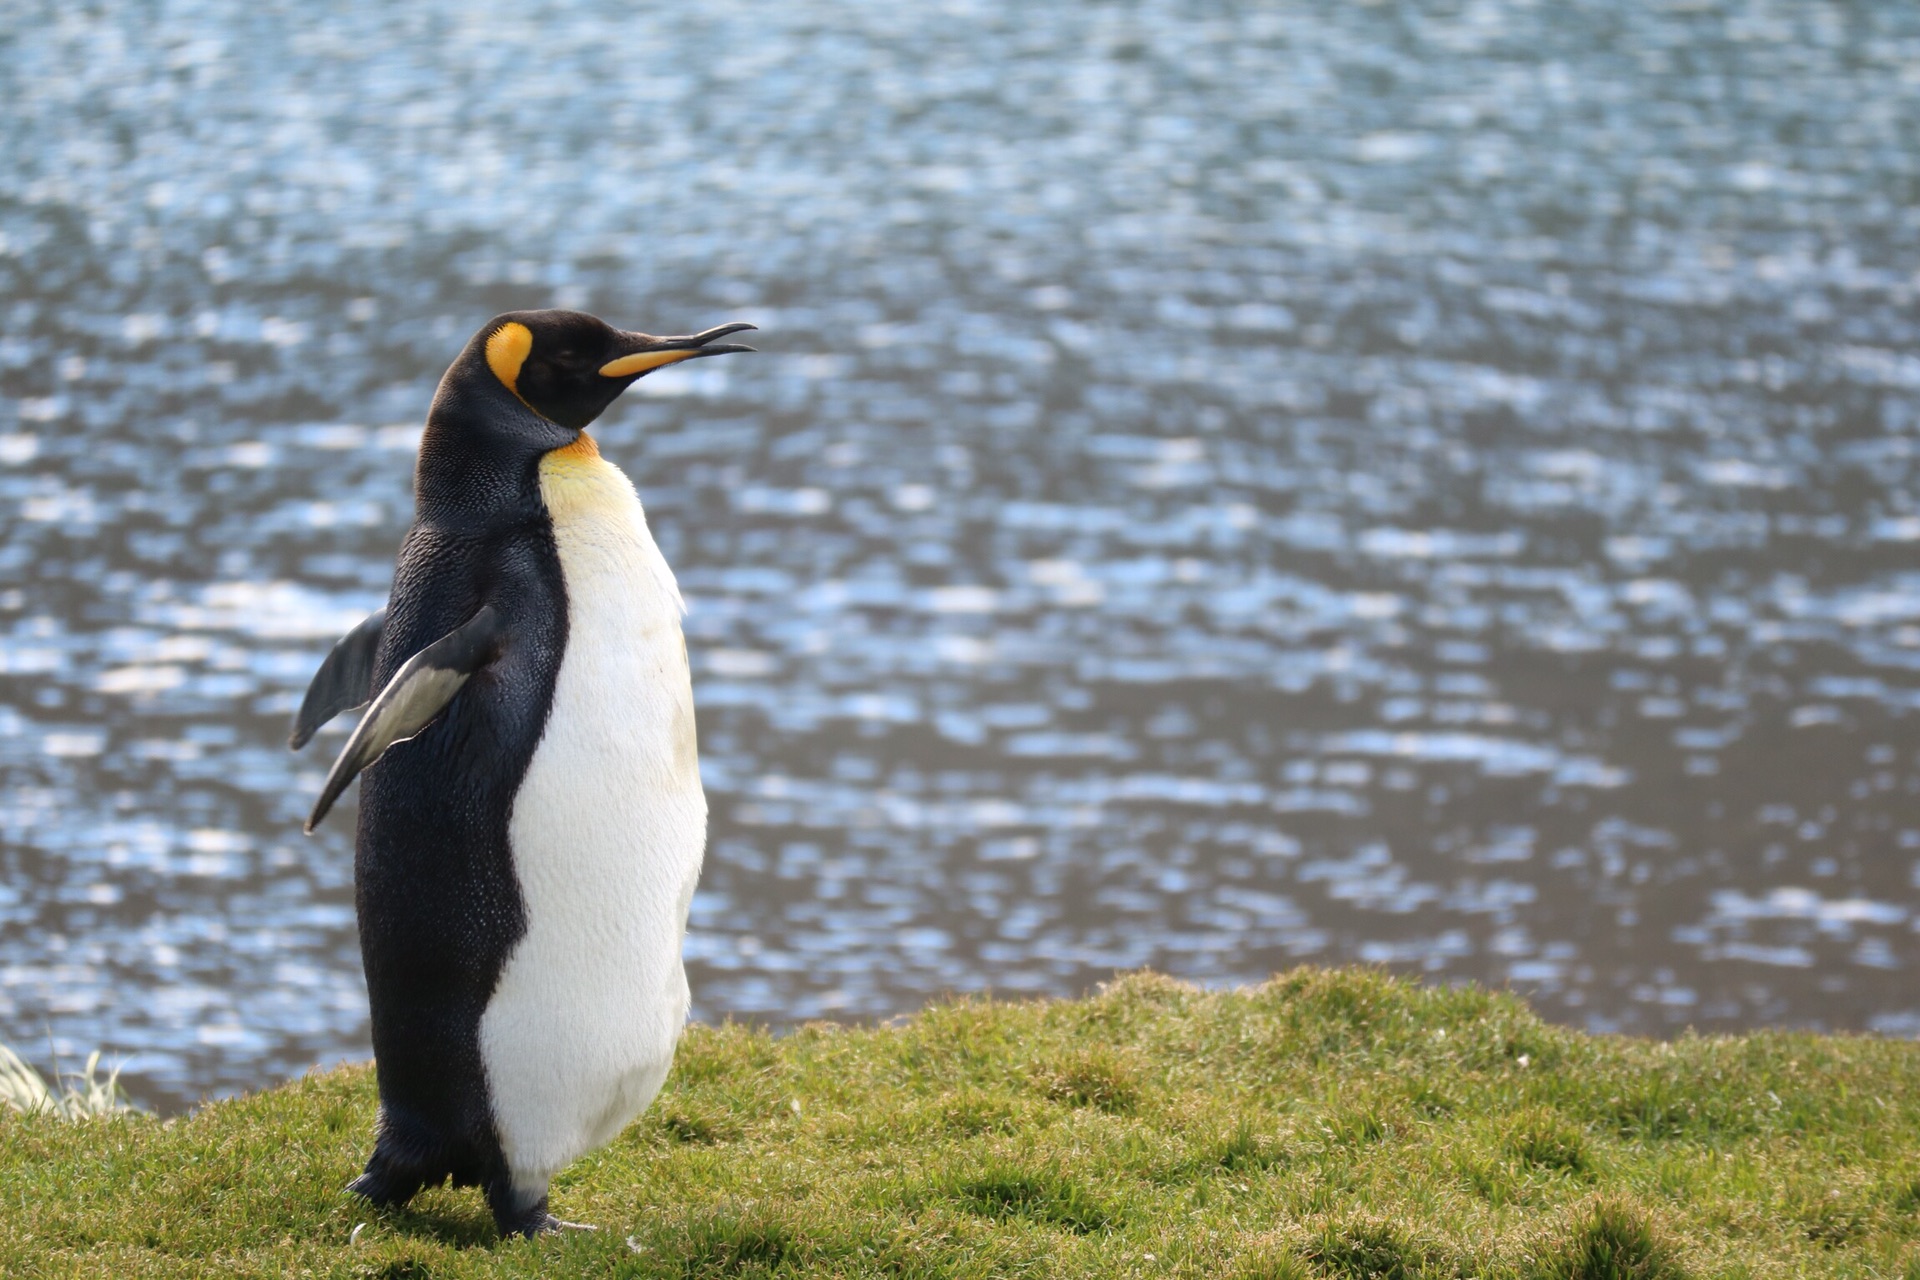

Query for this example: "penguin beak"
[597,323,758,378]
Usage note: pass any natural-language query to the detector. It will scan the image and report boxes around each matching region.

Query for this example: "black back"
[353,325,578,1184]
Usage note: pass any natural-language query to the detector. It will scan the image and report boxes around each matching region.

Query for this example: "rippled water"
[4,0,1920,1110]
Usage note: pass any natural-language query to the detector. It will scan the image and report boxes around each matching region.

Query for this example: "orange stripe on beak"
[597,349,701,378]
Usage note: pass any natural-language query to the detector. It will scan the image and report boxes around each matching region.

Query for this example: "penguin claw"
[504,1214,596,1239]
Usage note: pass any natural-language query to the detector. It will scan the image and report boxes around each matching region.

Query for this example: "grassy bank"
[4,969,1919,1278]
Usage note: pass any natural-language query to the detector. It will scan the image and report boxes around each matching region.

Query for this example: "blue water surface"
[2,0,1919,1109]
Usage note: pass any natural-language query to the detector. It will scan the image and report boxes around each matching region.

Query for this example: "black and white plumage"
[293,309,753,1237]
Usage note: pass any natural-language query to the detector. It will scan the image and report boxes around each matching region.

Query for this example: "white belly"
[479,436,706,1187]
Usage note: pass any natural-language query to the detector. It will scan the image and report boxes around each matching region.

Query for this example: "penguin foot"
[350,1108,449,1208]
[346,1164,427,1209]
[487,1182,557,1239]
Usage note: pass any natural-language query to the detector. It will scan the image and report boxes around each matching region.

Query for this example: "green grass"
[5,968,1920,1278]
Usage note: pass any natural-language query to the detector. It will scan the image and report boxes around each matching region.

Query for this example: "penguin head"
[476,309,756,432]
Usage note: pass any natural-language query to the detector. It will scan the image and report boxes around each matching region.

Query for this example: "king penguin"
[289,308,754,1237]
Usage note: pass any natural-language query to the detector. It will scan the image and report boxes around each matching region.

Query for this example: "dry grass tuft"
[0,1043,136,1119]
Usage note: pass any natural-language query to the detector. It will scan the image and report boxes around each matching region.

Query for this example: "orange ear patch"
[485,322,534,393]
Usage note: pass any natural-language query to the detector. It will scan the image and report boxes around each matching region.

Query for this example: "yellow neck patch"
[548,431,600,463]
[540,431,630,526]
[485,322,534,394]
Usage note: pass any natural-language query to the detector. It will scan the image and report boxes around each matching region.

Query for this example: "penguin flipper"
[303,606,504,833]
[288,608,387,750]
